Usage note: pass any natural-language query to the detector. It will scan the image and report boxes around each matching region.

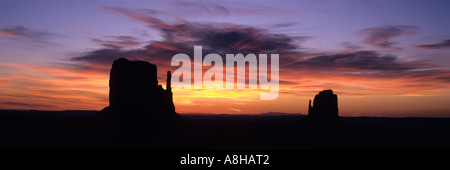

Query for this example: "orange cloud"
[0,62,109,111]
[0,31,20,36]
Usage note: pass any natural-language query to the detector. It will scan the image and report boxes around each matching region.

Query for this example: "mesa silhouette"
[308,89,339,120]
[300,89,341,147]
[93,58,182,148]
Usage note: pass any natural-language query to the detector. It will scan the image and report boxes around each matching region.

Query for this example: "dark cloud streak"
[91,36,144,49]
[359,25,418,49]
[0,25,59,44]
[290,51,407,71]
[281,50,448,82]
[416,39,450,49]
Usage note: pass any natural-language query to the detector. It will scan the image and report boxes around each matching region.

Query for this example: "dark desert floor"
[0,110,449,150]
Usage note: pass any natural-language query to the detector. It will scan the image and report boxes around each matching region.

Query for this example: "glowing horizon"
[1,0,450,117]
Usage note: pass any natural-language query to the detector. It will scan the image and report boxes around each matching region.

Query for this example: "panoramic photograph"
[1,0,449,168]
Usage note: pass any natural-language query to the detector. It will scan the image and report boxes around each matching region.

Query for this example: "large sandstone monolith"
[308,89,339,121]
[93,58,181,148]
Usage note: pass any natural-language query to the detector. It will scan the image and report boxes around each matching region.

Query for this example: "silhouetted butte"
[299,89,340,147]
[94,58,181,148]
[308,89,339,121]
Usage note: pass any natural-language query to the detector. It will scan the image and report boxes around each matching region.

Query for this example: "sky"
[1,0,450,117]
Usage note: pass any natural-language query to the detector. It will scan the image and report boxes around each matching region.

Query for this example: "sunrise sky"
[1,0,450,117]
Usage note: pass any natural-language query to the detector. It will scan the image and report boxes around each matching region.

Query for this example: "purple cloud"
[0,25,58,44]
[91,36,144,49]
[359,25,418,49]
